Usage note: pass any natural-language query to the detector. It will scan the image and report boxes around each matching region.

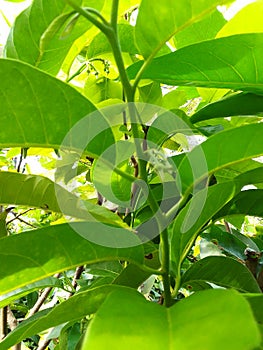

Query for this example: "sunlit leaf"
[0,223,144,296]
[82,288,260,349]
[128,33,263,93]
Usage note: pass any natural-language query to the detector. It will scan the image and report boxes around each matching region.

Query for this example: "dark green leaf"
[215,189,263,220]
[182,256,261,293]
[191,92,263,123]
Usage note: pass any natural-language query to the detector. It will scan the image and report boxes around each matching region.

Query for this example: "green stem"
[160,228,172,307]
[65,0,111,34]
[172,266,182,298]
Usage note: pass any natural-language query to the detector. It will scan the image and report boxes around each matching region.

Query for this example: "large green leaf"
[134,0,232,58]
[4,0,105,75]
[0,59,114,157]
[0,171,124,226]
[82,288,261,350]
[170,182,238,274]
[176,123,263,194]
[0,285,130,350]
[191,92,263,123]
[128,33,263,93]
[0,223,144,296]
[182,256,261,293]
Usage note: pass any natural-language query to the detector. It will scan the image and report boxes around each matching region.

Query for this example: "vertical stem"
[160,229,172,307]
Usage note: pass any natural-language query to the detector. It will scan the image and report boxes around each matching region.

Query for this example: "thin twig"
[7,208,34,225]
[69,266,85,297]
[37,338,52,350]
[27,274,60,318]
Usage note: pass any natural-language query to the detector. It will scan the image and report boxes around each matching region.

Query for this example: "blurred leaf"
[201,225,259,260]
[182,256,261,292]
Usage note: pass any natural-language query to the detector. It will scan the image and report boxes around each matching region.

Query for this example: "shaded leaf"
[191,92,263,123]
[182,256,261,293]
[215,189,263,220]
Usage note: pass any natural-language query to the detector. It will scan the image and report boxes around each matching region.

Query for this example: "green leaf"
[92,140,135,207]
[0,171,124,226]
[86,23,138,58]
[174,9,226,49]
[113,263,152,289]
[171,182,238,274]
[217,0,263,38]
[215,189,263,220]
[182,256,261,293]
[0,277,63,309]
[0,285,132,350]
[82,288,261,350]
[177,123,263,194]
[191,92,263,123]
[84,76,122,104]
[128,33,263,93]
[201,225,259,260]
[135,0,231,58]
[4,0,104,75]
[0,223,143,296]
[245,294,263,324]
[0,59,115,157]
